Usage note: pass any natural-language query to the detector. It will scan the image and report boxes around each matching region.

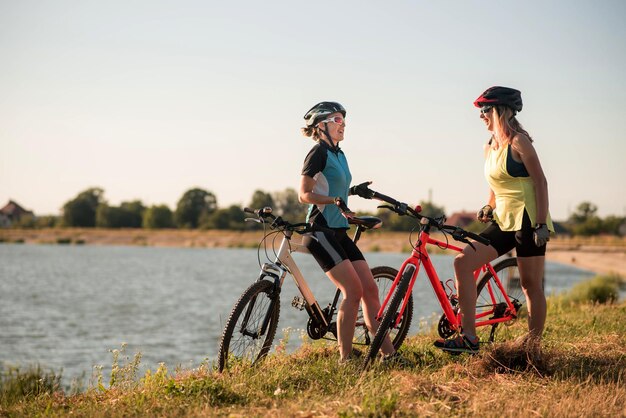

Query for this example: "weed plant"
[558,272,624,305]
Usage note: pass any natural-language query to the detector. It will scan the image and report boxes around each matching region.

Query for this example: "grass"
[2,276,625,417]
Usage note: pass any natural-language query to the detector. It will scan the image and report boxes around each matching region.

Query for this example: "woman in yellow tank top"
[434,86,553,354]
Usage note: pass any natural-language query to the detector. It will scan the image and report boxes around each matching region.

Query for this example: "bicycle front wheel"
[362,266,413,369]
[354,266,413,350]
[475,257,527,342]
[217,280,280,372]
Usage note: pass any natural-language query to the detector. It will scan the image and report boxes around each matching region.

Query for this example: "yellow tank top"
[484,144,554,232]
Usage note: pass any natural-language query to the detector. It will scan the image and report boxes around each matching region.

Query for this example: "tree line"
[56,187,309,230]
[12,187,626,236]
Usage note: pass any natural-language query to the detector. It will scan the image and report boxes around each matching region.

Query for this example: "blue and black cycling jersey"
[301,141,352,229]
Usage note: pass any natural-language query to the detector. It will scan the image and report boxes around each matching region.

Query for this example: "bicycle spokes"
[239,292,276,339]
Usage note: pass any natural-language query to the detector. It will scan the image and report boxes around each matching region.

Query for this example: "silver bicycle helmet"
[303,101,346,127]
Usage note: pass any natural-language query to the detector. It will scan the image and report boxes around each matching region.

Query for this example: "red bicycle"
[358,186,526,368]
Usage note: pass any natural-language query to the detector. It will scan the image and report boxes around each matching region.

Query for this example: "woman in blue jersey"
[298,101,396,363]
[435,87,554,354]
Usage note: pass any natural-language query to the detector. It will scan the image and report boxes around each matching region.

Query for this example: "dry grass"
[2,299,625,417]
[3,227,625,250]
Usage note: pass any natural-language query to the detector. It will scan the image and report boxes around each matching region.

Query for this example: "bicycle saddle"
[349,216,382,230]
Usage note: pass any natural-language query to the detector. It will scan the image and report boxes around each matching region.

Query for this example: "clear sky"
[1,1,625,220]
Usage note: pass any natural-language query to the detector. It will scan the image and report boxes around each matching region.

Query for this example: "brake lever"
[245,217,263,224]
[451,228,477,251]
[396,202,408,215]
[270,216,286,230]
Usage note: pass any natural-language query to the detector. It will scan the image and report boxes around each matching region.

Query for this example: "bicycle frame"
[255,229,331,330]
[377,221,519,332]
[249,219,382,340]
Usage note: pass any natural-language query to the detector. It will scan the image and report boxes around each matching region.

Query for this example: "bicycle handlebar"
[244,207,312,234]
[353,185,490,247]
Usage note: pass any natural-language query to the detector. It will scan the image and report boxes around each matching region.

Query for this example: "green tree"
[245,190,275,230]
[572,217,603,236]
[602,215,626,236]
[120,200,145,228]
[34,215,59,228]
[95,200,145,228]
[202,205,245,230]
[248,190,274,210]
[274,188,307,223]
[95,204,123,228]
[143,205,175,229]
[62,187,105,227]
[418,200,446,219]
[569,202,598,224]
[174,188,217,228]
[569,202,603,236]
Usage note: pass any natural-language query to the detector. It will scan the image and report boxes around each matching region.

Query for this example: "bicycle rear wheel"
[354,266,413,350]
[362,265,413,369]
[475,257,527,342]
[217,280,280,372]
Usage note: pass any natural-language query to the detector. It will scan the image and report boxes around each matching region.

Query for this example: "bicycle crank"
[437,314,456,339]
[306,317,328,340]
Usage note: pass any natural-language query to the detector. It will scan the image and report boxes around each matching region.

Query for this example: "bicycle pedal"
[291,296,306,311]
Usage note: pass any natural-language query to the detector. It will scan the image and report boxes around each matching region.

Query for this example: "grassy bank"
[2,275,625,417]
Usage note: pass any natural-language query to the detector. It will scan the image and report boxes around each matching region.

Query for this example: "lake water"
[0,244,595,387]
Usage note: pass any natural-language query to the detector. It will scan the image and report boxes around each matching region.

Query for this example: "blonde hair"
[491,106,533,145]
[301,125,322,141]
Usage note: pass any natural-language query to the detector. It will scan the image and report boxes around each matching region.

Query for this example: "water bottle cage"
[444,279,457,302]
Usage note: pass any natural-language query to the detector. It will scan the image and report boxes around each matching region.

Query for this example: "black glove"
[349,181,374,199]
[477,205,494,223]
[334,196,350,213]
[533,224,550,247]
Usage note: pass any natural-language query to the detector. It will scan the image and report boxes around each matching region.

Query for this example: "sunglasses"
[480,106,493,115]
[320,116,345,124]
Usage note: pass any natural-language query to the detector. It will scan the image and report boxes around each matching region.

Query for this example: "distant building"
[0,200,34,227]
[446,211,475,228]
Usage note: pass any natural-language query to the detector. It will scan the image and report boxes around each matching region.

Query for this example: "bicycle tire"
[217,280,280,372]
[475,257,527,342]
[353,266,413,350]
[362,266,413,369]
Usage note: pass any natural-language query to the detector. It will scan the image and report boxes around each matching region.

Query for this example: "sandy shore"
[2,228,625,277]
[543,249,626,277]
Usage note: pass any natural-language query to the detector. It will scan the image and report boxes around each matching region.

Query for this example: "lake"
[0,244,595,387]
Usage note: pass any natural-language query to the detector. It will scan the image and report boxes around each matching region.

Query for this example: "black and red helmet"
[474,86,523,113]
[303,101,346,127]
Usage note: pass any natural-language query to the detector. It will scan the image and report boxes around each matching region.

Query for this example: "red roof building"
[445,211,476,228]
[0,200,34,227]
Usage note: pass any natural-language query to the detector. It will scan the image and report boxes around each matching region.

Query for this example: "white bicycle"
[217,206,414,371]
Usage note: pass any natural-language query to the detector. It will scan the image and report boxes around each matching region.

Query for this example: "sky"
[1,0,625,221]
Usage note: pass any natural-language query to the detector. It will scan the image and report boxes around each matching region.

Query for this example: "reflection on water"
[0,244,595,386]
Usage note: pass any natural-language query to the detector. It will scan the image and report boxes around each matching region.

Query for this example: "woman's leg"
[352,260,395,356]
[517,256,546,339]
[325,260,363,360]
[453,243,499,337]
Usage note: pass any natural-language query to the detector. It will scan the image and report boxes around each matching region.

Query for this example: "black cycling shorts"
[479,210,547,258]
[302,227,365,272]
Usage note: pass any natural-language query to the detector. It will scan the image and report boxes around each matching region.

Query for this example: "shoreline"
[2,228,625,277]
